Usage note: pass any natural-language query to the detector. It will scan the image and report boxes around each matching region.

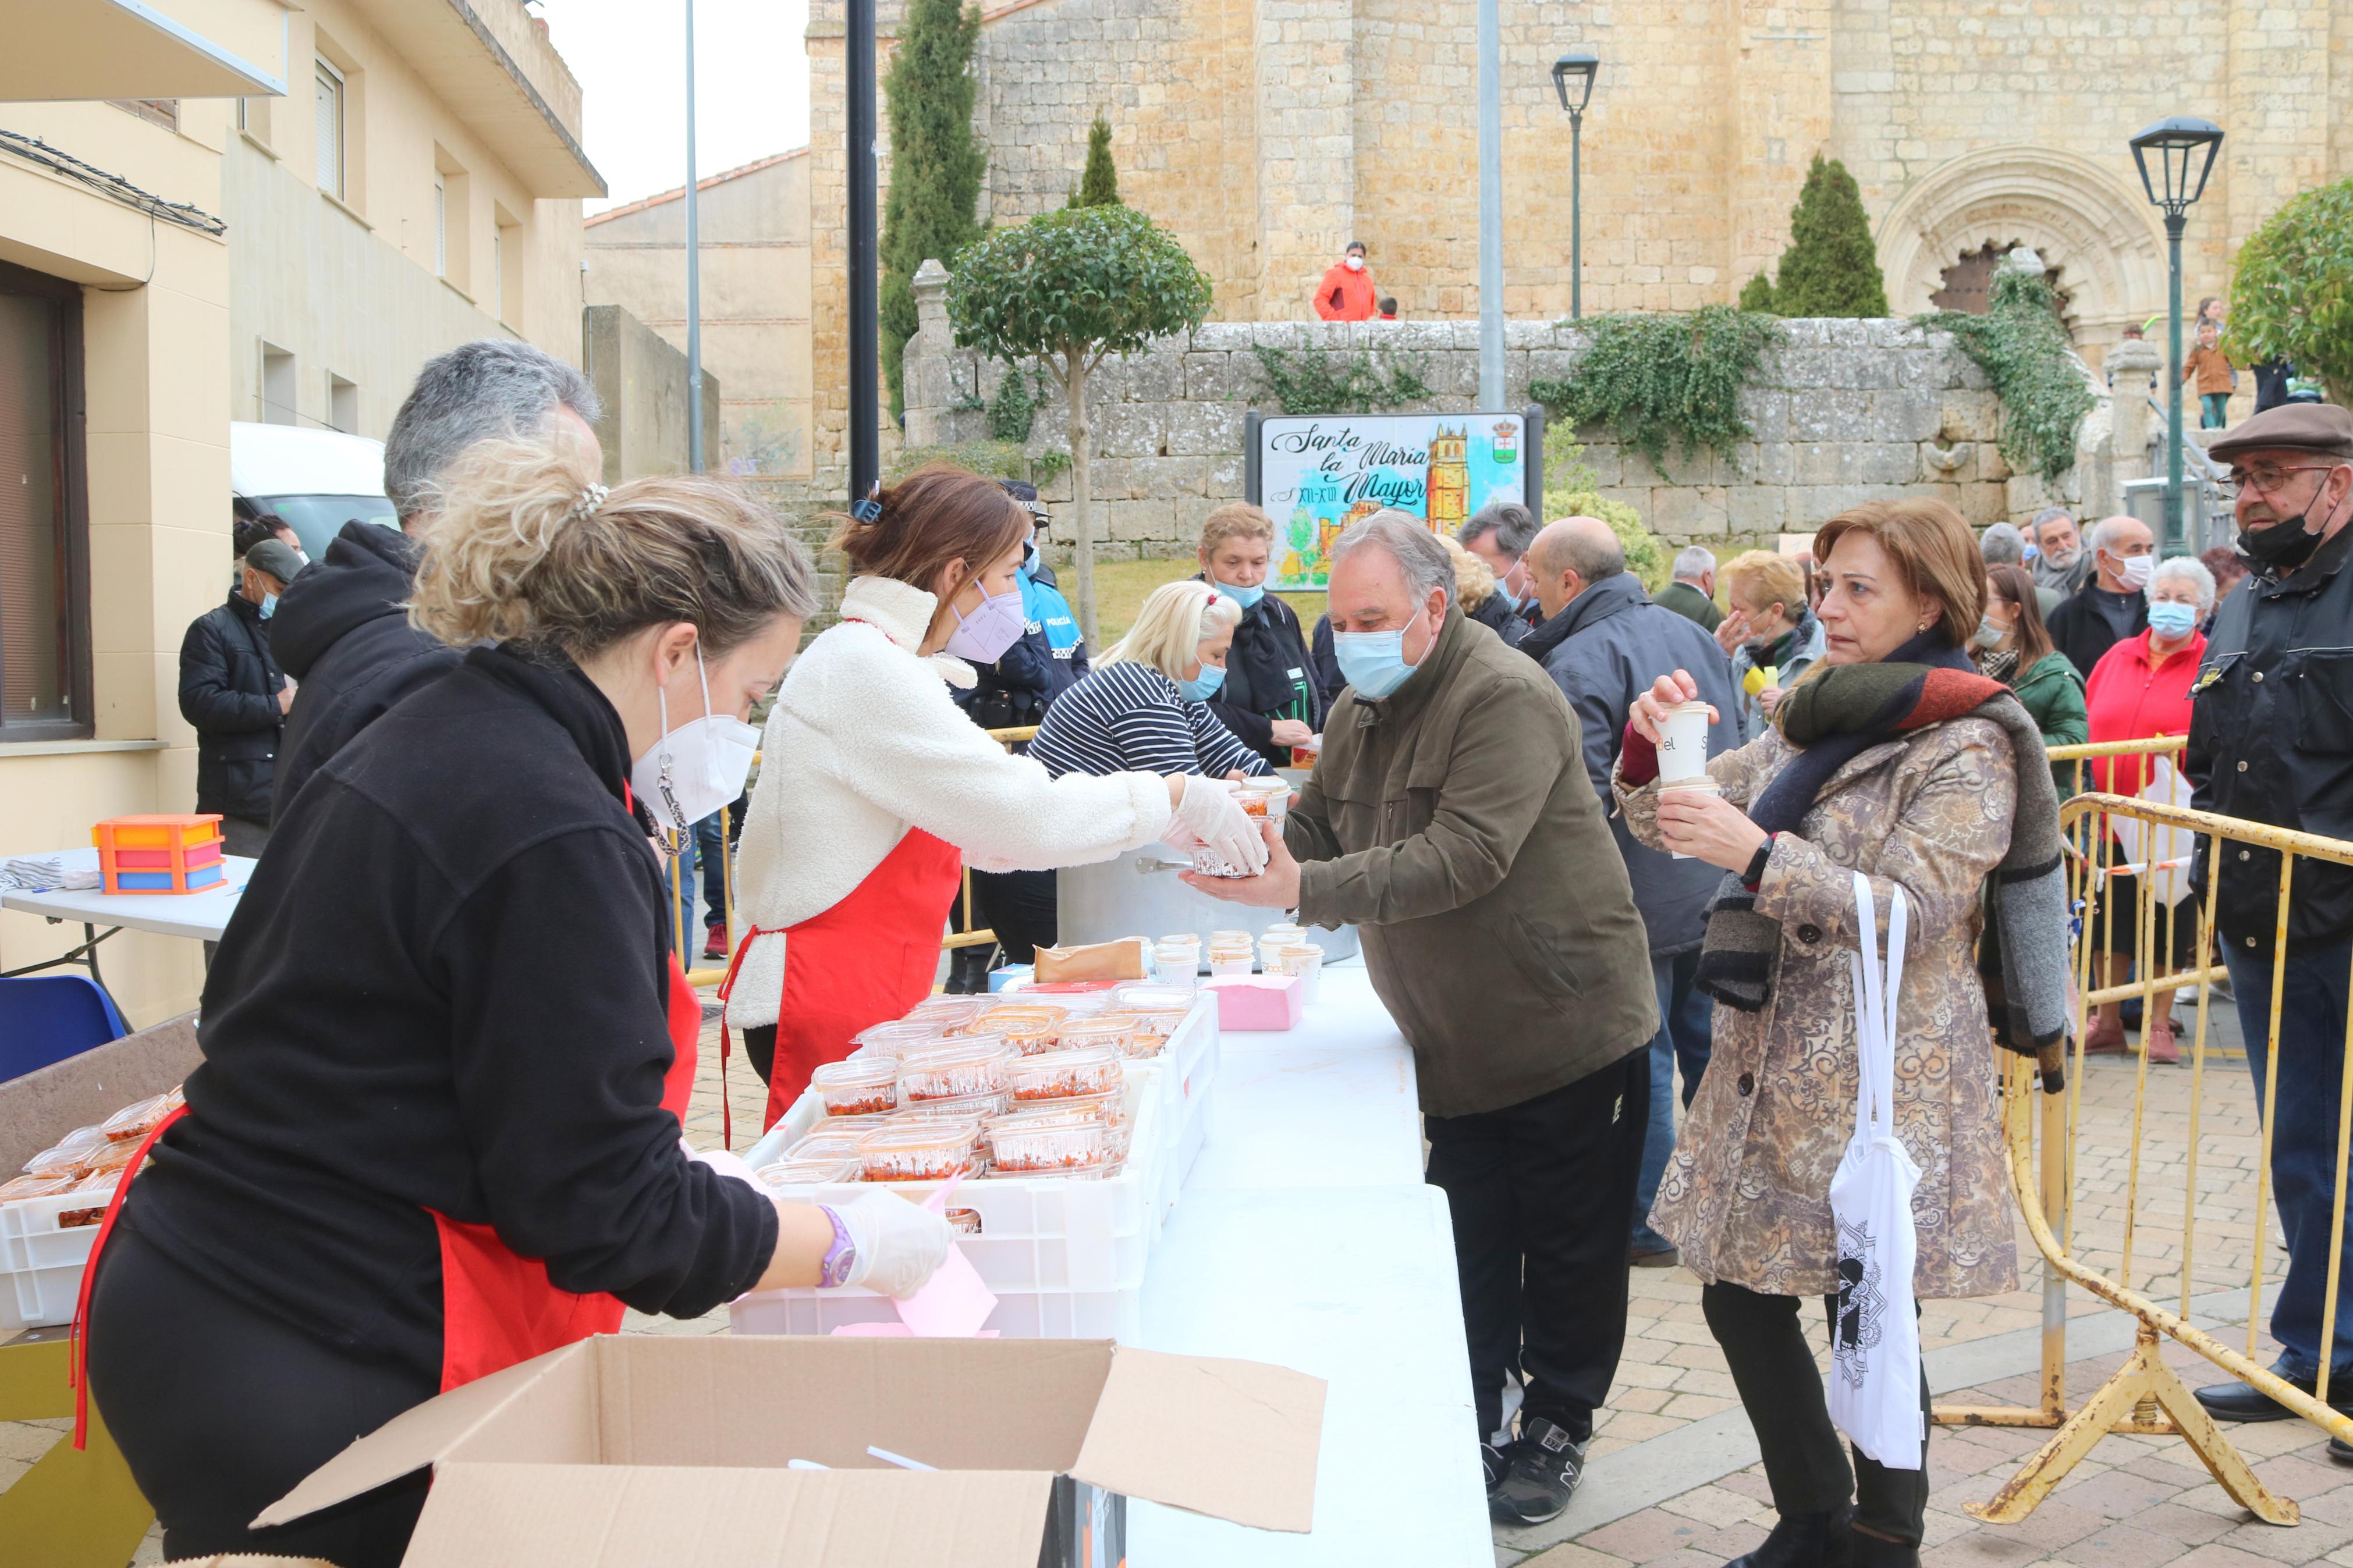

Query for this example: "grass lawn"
[1079,555,1328,646]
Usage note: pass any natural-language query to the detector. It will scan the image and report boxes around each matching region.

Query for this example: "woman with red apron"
[722,467,1270,1126]
[80,434,949,1567]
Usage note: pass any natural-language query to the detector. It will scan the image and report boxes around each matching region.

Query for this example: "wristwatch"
[818,1206,857,1288]
[1742,834,1776,889]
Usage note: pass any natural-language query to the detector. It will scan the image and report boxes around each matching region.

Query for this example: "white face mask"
[2114,553,2155,592]
[631,643,760,840]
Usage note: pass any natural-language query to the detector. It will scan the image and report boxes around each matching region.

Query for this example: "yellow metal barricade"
[1944,771,2353,1528]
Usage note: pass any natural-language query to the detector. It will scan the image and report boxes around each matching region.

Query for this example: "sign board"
[1244,409,1544,592]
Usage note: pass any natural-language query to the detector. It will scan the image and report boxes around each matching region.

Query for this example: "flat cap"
[243,538,306,585]
[2206,402,2353,464]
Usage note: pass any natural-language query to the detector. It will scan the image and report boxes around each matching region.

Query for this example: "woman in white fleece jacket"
[724,466,1264,1125]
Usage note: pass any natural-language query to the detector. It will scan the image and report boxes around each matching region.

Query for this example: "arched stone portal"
[1877,147,2169,350]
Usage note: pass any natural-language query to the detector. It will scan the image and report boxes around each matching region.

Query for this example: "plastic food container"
[1053,1017,1144,1057]
[1006,1045,1121,1102]
[101,1093,175,1143]
[80,1139,140,1177]
[904,995,989,1029]
[0,1173,77,1202]
[985,1110,1115,1175]
[1153,938,1201,979]
[1112,982,1197,1010]
[810,1058,900,1117]
[1208,948,1254,977]
[758,1156,857,1187]
[786,1131,868,1164]
[888,1093,1006,1125]
[20,1128,106,1179]
[811,1112,890,1140]
[851,1020,952,1059]
[896,1036,1016,1101]
[856,1122,979,1183]
[972,1002,1067,1033]
[1236,778,1290,821]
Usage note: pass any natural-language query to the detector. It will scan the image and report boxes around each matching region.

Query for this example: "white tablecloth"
[1,846,254,943]
[1131,962,1490,1566]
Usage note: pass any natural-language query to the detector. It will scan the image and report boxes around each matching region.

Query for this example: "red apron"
[721,826,964,1132]
[71,954,704,1439]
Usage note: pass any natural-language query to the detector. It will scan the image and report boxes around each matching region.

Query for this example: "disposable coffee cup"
[1657,700,1713,783]
[1660,776,1722,860]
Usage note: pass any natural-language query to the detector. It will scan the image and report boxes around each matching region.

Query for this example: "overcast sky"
[541,0,814,214]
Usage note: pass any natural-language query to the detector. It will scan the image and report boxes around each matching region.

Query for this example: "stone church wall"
[903,271,2122,564]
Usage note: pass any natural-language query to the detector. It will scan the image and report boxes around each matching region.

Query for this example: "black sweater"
[1195,579,1323,767]
[269,521,465,820]
[123,646,776,1382]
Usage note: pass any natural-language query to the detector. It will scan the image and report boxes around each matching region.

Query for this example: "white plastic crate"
[0,1187,113,1331]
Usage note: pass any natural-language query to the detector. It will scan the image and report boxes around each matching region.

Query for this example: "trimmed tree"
[1737,272,1776,313]
[879,0,985,421]
[2228,176,2353,409]
[1070,113,1121,208]
[947,204,1212,641]
[1769,154,1889,318]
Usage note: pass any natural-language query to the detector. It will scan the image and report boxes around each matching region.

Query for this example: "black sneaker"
[1481,1441,1509,1502]
[1491,1415,1587,1525]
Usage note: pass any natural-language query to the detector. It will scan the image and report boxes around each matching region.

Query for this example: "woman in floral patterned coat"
[1614,499,2037,1568]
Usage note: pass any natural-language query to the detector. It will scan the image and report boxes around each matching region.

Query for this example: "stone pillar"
[1254,0,1354,320]
[2105,339,2166,489]
[903,258,953,447]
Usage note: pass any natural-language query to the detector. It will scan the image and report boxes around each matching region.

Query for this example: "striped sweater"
[1027,661,1275,780]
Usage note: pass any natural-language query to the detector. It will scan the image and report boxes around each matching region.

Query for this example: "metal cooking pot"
[1055,844,1359,968]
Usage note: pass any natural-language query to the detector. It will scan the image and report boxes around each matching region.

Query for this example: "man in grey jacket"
[1521,516,1741,1268]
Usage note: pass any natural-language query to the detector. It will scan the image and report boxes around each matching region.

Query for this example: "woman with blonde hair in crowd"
[726,467,1265,1123]
[1029,578,1275,782]
[86,425,963,1566]
[1716,549,1826,736]
[1617,498,2070,1568]
[1194,502,1323,766]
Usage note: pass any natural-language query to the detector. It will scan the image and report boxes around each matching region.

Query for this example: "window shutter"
[314,65,340,200]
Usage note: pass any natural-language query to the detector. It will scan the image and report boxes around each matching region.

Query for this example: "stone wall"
[903,272,2125,564]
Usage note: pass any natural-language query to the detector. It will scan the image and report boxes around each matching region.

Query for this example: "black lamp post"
[1552,50,1599,320]
[2128,115,2224,546]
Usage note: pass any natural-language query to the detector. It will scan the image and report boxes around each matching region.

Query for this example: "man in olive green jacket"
[1187,511,1658,1527]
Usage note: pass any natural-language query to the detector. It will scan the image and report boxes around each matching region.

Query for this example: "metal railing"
[1942,767,2353,1527]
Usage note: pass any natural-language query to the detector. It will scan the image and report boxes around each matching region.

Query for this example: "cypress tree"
[1768,153,1889,318]
[1737,272,1776,313]
[879,0,985,421]
[1070,113,1120,208]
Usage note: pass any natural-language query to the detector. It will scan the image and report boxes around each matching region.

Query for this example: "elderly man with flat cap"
[2185,403,2353,1440]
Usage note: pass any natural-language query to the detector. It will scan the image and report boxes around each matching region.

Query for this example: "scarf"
[1692,631,2072,1064]
[1745,610,1813,673]
[1973,646,2020,685]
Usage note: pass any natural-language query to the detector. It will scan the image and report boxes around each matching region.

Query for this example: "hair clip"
[567,482,609,522]
[849,481,883,524]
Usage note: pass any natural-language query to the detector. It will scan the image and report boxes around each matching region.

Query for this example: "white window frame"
[433,170,447,277]
[314,58,345,201]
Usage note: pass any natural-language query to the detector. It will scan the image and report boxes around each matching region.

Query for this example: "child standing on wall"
[2184,318,2235,429]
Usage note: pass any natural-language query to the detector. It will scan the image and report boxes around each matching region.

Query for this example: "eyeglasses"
[2220,463,2337,498]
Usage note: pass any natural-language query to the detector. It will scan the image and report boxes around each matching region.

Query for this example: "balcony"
[0,0,288,101]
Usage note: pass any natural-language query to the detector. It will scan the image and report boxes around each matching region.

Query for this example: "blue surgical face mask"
[1333,606,1428,700]
[1177,661,1226,701]
[1212,576,1265,610]
[2147,599,2199,641]
[260,592,278,619]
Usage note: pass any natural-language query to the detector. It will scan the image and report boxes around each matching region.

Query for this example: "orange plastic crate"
[91,815,225,894]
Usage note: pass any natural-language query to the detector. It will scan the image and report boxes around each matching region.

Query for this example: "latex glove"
[1172,774,1269,875]
[683,1139,765,1193]
[826,1190,955,1298]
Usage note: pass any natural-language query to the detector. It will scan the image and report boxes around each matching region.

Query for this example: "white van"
[229,422,400,561]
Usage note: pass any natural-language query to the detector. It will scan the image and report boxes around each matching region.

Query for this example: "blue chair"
[0,976,130,1084]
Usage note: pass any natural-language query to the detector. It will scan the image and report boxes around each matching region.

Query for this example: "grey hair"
[385,340,604,522]
[2088,514,2147,554]
[1979,522,2026,565]
[2028,506,2074,542]
[1460,502,1537,561]
[2152,554,2217,615]
[1330,510,1454,605]
[1672,545,1716,580]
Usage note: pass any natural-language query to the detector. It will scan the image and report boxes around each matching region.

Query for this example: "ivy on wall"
[1917,269,2093,485]
[1529,305,1781,479]
[1249,345,1431,416]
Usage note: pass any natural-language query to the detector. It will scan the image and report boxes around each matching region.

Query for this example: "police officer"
[2185,403,2353,1436]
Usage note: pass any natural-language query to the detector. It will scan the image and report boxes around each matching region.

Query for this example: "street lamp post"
[1552,51,1599,321]
[2128,115,2224,547]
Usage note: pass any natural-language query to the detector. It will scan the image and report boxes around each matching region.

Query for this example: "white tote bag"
[1826,872,1926,1470]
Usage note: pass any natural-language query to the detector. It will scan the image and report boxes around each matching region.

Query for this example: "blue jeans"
[2227,936,2353,1382]
[1633,947,1715,1250]
[2201,392,2230,429]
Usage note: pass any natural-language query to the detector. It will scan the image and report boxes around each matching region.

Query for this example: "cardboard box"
[258,1334,1325,1567]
